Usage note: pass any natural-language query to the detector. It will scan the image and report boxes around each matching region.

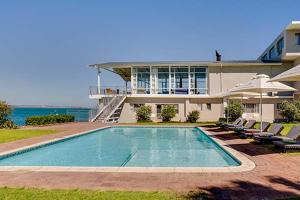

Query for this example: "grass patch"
[0,188,180,200]
[0,129,58,144]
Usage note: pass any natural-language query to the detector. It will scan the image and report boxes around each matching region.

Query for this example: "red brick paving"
[0,123,299,199]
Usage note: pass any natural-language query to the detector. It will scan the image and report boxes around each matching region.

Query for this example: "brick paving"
[0,123,299,199]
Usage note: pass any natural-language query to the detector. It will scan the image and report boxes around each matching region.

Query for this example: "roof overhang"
[286,21,300,30]
[270,64,300,82]
[89,61,283,82]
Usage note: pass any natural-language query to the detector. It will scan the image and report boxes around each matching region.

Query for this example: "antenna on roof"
[215,50,221,62]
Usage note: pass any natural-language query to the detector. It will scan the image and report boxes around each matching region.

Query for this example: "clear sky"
[0,0,299,107]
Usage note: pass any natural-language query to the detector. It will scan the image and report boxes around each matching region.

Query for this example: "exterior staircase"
[91,95,126,123]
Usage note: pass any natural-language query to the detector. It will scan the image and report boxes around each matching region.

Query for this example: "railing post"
[97,68,101,95]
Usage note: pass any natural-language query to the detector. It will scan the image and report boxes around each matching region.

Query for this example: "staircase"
[91,95,126,123]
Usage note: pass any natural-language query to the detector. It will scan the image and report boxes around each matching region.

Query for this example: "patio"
[0,122,299,199]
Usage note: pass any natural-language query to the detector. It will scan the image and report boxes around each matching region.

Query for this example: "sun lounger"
[253,124,284,143]
[240,122,271,138]
[233,120,256,134]
[220,118,241,129]
[264,126,300,143]
[273,139,300,152]
[226,118,247,130]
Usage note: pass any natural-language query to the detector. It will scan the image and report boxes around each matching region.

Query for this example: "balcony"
[89,86,130,99]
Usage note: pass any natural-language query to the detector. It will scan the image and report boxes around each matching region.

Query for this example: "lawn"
[0,129,58,144]
[0,188,183,200]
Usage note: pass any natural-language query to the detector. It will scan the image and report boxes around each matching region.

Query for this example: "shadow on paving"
[184,176,300,200]
[224,142,275,156]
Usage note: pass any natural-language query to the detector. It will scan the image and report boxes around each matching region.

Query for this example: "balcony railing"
[89,86,130,96]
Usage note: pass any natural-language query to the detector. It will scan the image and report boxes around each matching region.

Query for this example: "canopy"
[229,74,296,133]
[269,65,300,82]
[230,74,296,93]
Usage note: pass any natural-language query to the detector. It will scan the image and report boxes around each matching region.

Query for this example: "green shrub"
[161,105,176,122]
[0,101,17,129]
[187,110,200,123]
[225,101,244,121]
[278,100,299,122]
[136,105,152,121]
[25,114,75,126]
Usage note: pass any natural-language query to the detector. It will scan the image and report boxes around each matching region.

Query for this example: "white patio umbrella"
[229,74,296,133]
[213,86,259,123]
[269,64,300,82]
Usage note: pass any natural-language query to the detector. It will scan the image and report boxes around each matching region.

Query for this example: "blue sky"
[0,0,299,107]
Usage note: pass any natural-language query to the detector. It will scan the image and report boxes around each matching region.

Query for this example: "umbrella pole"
[227,98,229,123]
[260,92,263,133]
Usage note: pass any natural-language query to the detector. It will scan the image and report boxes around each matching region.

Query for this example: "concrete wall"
[286,30,300,53]
[208,63,292,95]
[118,96,287,123]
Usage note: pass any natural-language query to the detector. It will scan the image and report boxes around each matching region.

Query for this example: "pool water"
[0,127,240,167]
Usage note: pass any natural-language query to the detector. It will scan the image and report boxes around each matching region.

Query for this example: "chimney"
[215,50,221,62]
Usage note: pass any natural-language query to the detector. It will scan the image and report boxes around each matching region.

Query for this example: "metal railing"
[89,86,131,96]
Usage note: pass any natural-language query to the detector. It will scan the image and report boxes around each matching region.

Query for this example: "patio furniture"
[260,126,300,143]
[220,118,241,129]
[273,139,300,152]
[225,118,247,131]
[233,120,256,134]
[253,124,284,143]
[240,122,271,138]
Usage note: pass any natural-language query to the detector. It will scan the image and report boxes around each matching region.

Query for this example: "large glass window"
[269,47,276,59]
[190,67,207,95]
[243,104,259,113]
[132,67,150,94]
[170,67,189,94]
[277,37,284,55]
[152,67,169,94]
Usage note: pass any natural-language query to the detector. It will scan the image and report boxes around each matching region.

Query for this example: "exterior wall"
[286,30,300,53]
[208,63,293,95]
[117,96,289,123]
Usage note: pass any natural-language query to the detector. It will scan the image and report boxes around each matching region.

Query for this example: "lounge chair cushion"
[273,140,300,150]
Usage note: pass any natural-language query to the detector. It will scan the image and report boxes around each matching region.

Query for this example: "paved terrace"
[0,122,299,199]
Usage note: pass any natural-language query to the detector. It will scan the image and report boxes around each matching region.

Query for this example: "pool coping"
[0,125,255,173]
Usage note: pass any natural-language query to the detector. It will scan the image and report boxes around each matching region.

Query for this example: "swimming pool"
[0,127,240,167]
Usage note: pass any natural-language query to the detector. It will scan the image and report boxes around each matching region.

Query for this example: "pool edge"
[0,125,255,173]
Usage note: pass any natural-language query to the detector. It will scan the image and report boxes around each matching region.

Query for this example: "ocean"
[9,107,91,126]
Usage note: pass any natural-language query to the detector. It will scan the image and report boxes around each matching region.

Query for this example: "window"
[152,67,169,94]
[206,103,211,110]
[190,67,207,95]
[295,33,300,45]
[131,104,144,112]
[170,67,189,94]
[197,104,203,111]
[243,104,259,113]
[277,37,284,55]
[156,104,179,118]
[133,67,150,94]
[261,54,268,61]
[269,47,276,59]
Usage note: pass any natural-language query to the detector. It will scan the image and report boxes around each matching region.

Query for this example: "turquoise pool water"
[0,127,240,167]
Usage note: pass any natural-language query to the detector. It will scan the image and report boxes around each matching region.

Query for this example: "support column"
[97,68,101,95]
[169,65,171,94]
[188,65,191,95]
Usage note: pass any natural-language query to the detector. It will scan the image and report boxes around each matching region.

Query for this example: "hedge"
[25,114,75,126]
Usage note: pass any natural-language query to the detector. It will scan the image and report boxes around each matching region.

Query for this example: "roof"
[286,21,300,30]
[89,60,281,68]
[89,60,282,81]
[270,64,300,82]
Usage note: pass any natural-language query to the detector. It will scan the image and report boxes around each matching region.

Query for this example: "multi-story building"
[89,21,300,123]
